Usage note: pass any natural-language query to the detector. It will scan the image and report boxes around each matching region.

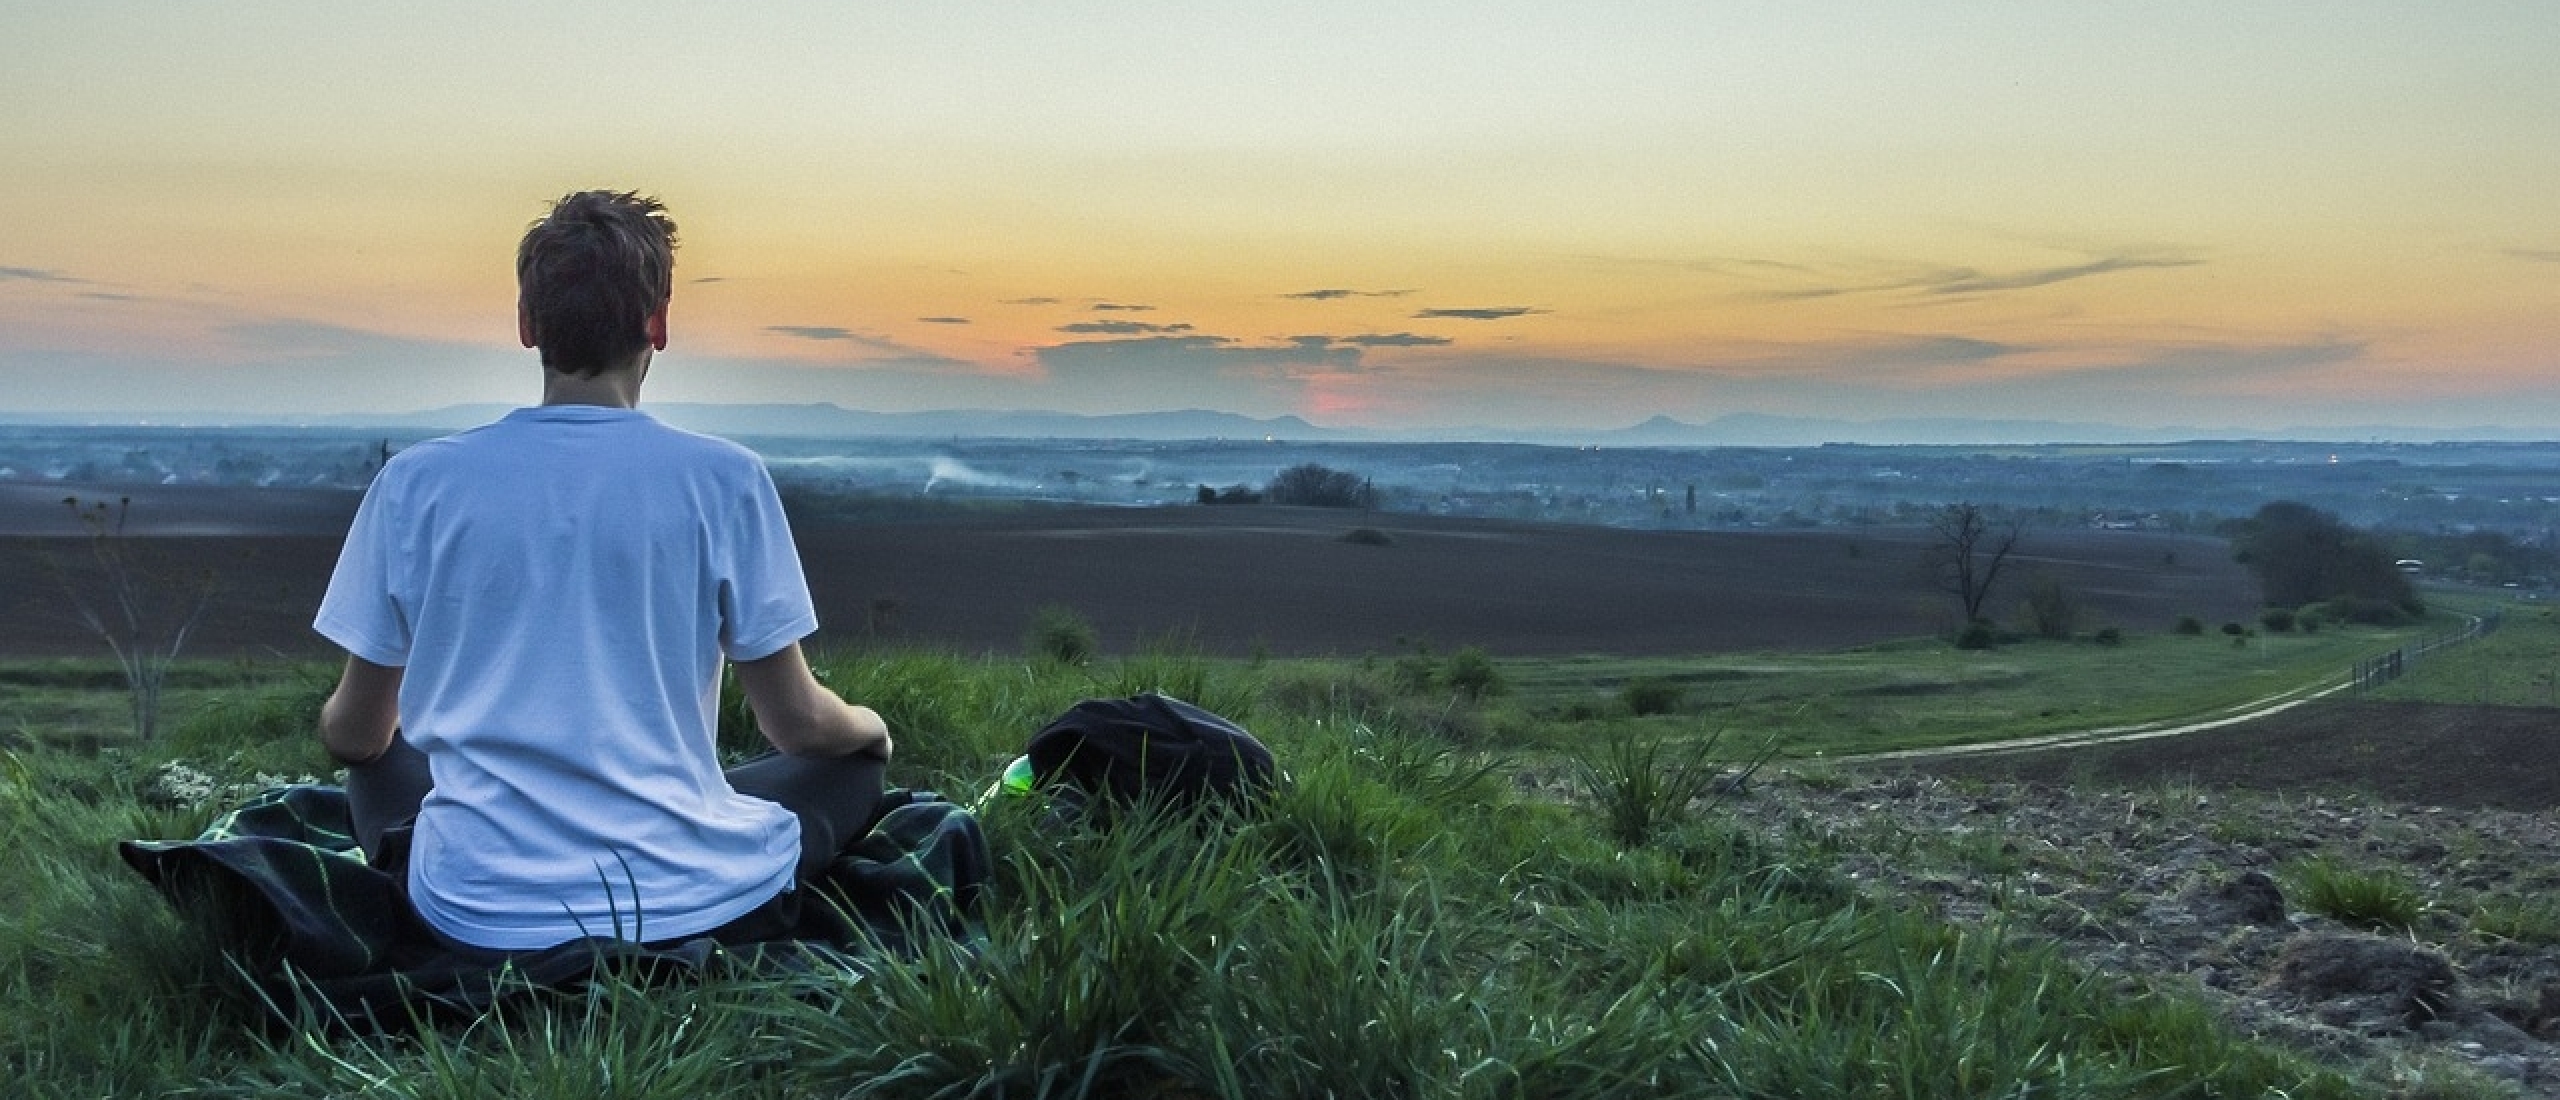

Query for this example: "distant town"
[3,420,2554,589]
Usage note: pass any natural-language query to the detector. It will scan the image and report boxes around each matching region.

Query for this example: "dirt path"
[1850,612,2491,769]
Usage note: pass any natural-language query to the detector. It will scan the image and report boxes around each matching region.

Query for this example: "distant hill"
[1602,413,2195,447]
[640,405,1357,442]
[104,403,1359,442]
[2,403,2548,446]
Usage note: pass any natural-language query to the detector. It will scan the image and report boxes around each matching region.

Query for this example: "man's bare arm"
[734,642,892,760]
[320,655,403,766]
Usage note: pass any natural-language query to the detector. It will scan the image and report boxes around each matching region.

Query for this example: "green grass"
[2469,894,2560,946]
[2285,858,2426,933]
[0,649,2378,1097]
[1497,616,2440,757]
[2368,595,2560,707]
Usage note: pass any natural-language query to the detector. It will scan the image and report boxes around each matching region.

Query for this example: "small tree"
[2019,574,2078,640]
[53,496,216,743]
[1923,502,2023,624]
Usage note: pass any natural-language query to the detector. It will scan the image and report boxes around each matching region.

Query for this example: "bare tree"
[54,496,217,743]
[1924,502,2023,624]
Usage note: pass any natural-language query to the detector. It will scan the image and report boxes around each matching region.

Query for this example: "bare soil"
[1705,705,2560,1097]
[1911,702,2560,812]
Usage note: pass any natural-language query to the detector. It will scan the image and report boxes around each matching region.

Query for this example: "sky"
[3,2,2556,437]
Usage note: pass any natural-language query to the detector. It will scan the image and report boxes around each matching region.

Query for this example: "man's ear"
[645,304,668,351]
[518,302,538,349]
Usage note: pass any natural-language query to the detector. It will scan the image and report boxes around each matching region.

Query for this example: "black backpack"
[1023,693,1277,813]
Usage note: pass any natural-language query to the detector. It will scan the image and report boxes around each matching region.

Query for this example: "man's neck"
[540,357,648,409]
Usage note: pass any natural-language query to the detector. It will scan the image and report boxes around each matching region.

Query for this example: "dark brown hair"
[515,190,678,376]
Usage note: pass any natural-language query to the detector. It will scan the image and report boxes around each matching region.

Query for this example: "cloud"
[1413,306,1546,321]
[1028,334,1364,416]
[1283,287,1415,300]
[1820,335,2023,372]
[1756,252,2202,302]
[1000,296,1062,305]
[0,266,84,284]
[77,291,142,302]
[918,316,971,325]
[2508,249,2560,263]
[768,325,863,341]
[689,276,727,284]
[1058,320,1193,335]
[1091,302,1155,312]
[1336,332,1452,347]
[764,325,946,359]
[1922,255,2202,296]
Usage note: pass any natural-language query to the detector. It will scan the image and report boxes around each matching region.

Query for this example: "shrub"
[2219,622,2247,637]
[1025,604,1098,665]
[1955,620,1998,650]
[1390,649,1438,694]
[1339,526,1394,547]
[2174,616,2205,636]
[1620,676,1684,716]
[2092,626,2124,647]
[1442,646,1505,700]
[2260,607,2297,633]
[1266,463,1377,508]
[2307,596,2417,626]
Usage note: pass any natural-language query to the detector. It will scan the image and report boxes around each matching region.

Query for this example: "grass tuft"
[1571,726,1768,849]
[2287,858,2426,932]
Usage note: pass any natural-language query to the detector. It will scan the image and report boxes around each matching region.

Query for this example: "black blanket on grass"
[119,784,989,1031]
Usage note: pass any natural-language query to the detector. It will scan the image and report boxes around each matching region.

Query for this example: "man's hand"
[320,655,403,766]
[734,643,892,761]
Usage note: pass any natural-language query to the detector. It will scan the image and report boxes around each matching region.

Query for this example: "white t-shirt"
[315,405,815,950]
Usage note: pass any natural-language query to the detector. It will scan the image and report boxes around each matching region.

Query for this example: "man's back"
[318,405,812,948]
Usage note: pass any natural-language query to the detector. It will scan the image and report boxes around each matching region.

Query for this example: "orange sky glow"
[3,3,2555,437]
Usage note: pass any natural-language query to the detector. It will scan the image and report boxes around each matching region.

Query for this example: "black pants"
[344,731,887,949]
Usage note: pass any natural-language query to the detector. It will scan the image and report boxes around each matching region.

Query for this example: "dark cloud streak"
[1924,255,2201,296]
[1337,332,1452,347]
[1757,252,2202,302]
[763,325,953,360]
[0,266,83,284]
[768,325,861,341]
[1283,287,1415,300]
[1413,306,1545,320]
[1058,320,1193,335]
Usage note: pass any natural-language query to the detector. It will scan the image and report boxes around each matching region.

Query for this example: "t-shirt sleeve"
[313,468,414,666]
[719,460,819,661]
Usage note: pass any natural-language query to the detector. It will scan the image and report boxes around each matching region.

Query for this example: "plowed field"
[1,492,2258,659]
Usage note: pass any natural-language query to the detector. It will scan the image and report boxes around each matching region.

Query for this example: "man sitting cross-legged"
[314,189,893,956]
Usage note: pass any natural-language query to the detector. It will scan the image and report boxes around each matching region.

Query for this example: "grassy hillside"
[1,628,2436,1097]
